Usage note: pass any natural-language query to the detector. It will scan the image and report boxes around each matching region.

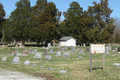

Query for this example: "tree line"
[0,0,117,45]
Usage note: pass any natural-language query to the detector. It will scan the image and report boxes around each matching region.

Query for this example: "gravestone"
[34,49,37,53]
[32,64,37,67]
[43,51,48,55]
[65,46,68,49]
[112,48,115,52]
[59,70,67,74]
[105,46,109,54]
[48,68,55,70]
[49,49,54,53]
[83,43,85,47]
[108,46,111,50]
[118,47,120,53]
[57,43,60,48]
[113,63,120,66]
[43,46,45,49]
[34,53,42,58]
[16,53,21,56]
[1,57,7,61]
[15,50,19,54]
[12,56,20,63]
[48,43,51,48]
[39,66,45,68]
[24,60,30,65]
[55,51,61,56]
[79,49,83,54]
[61,48,65,51]
[78,56,82,58]
[86,48,89,52]
[62,52,71,58]
[44,55,51,60]
[29,51,34,54]
[71,47,76,53]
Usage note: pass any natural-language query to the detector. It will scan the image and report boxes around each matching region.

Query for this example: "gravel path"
[0,68,46,80]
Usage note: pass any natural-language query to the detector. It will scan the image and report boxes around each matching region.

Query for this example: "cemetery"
[0,43,120,80]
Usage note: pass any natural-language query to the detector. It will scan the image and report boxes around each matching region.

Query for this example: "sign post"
[90,43,105,72]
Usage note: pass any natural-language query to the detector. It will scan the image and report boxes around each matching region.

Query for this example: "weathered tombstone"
[24,60,30,65]
[55,51,61,56]
[29,51,34,54]
[57,43,60,48]
[79,49,83,54]
[49,49,54,53]
[64,46,68,49]
[12,56,20,63]
[43,51,48,55]
[34,53,42,58]
[108,46,111,50]
[16,53,21,56]
[113,63,120,66]
[32,64,37,67]
[48,68,55,70]
[78,56,82,58]
[15,50,19,54]
[71,47,76,53]
[61,48,65,51]
[44,55,51,60]
[1,57,7,61]
[112,48,115,52]
[105,46,109,54]
[83,43,86,47]
[86,48,90,52]
[34,49,37,53]
[62,52,71,58]
[59,70,67,74]
[118,47,120,53]
[39,66,45,68]
[48,43,51,48]
[43,46,45,49]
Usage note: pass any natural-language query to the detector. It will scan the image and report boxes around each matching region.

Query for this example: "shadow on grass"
[89,67,103,72]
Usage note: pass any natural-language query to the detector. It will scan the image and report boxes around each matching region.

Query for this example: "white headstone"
[62,52,70,58]
[55,51,61,56]
[59,70,67,74]
[44,55,51,60]
[1,57,7,61]
[12,56,20,63]
[34,53,42,58]
[24,60,30,65]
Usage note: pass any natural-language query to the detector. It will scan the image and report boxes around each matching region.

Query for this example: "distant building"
[59,36,77,46]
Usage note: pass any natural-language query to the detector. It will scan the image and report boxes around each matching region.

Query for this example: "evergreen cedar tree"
[59,0,115,44]
[2,0,116,45]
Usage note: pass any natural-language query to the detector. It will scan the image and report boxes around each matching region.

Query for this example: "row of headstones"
[1,57,67,74]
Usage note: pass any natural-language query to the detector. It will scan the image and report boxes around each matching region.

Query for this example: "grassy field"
[0,44,120,80]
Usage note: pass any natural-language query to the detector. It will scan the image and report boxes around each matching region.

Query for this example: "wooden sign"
[90,44,105,54]
[90,43,105,72]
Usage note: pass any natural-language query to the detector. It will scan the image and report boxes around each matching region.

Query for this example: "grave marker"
[34,53,42,58]
[62,52,71,58]
[12,56,21,64]
[24,60,30,65]
[1,57,7,61]
[44,55,51,60]
[43,51,48,55]
[55,51,61,56]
